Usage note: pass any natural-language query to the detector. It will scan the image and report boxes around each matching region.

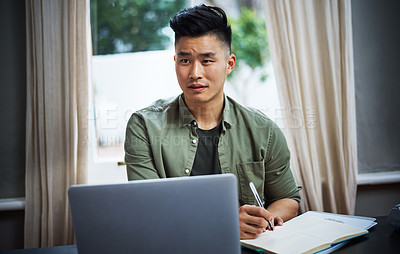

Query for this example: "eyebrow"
[200,52,216,58]
[177,51,217,58]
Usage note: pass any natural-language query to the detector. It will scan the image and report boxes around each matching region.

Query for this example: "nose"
[189,61,203,80]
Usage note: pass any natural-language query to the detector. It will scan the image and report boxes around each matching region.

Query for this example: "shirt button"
[192,139,197,144]
[193,122,197,126]
[185,169,190,174]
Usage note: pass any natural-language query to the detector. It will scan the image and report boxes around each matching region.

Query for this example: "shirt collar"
[221,94,234,130]
[178,94,196,127]
[178,93,235,129]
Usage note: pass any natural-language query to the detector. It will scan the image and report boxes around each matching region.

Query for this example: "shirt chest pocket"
[236,160,265,206]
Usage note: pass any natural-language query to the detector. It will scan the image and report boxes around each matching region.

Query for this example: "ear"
[226,54,236,75]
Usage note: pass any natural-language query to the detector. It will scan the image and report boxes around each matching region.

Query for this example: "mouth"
[188,83,208,92]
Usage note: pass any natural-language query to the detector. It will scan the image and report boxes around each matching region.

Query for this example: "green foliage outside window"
[91,1,269,83]
[91,0,186,55]
[230,8,270,81]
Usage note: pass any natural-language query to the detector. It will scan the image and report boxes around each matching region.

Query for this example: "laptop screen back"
[68,173,241,254]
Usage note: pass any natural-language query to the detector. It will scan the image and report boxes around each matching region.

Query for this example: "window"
[88,0,281,183]
[352,0,400,183]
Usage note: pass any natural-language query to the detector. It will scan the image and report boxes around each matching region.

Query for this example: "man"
[125,4,300,239]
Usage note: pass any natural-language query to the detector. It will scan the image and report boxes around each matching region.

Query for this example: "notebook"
[68,173,241,254]
[241,215,369,254]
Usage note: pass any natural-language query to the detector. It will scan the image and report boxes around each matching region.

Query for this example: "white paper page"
[284,216,367,243]
[287,211,377,230]
[241,226,329,254]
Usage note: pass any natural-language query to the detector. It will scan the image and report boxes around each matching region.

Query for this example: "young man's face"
[174,34,235,108]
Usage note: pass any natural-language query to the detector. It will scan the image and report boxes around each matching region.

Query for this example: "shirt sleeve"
[264,121,301,205]
[124,113,160,180]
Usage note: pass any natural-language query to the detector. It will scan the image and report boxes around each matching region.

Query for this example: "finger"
[244,205,272,222]
[240,205,270,226]
[240,211,269,229]
[240,231,258,240]
[240,221,265,236]
[274,216,284,226]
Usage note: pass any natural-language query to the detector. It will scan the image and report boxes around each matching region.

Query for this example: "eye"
[202,59,213,64]
[180,59,189,64]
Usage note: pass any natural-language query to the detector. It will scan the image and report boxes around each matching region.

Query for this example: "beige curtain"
[264,0,357,214]
[25,0,90,247]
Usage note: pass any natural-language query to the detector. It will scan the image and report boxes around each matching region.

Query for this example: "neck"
[185,97,224,130]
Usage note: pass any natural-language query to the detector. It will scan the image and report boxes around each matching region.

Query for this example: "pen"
[249,182,274,231]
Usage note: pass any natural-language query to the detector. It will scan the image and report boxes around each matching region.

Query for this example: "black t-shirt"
[191,122,222,176]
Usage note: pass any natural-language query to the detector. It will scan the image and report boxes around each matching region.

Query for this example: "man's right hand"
[238,204,273,239]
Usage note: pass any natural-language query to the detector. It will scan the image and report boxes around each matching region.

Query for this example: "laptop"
[68,173,241,254]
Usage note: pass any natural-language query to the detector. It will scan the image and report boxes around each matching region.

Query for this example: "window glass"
[90,0,186,163]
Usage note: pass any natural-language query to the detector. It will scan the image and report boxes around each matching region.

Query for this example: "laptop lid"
[68,173,241,254]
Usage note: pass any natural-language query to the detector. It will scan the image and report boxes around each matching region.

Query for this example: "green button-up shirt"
[125,94,301,206]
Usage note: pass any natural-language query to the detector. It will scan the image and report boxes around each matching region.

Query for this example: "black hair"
[169,4,232,53]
